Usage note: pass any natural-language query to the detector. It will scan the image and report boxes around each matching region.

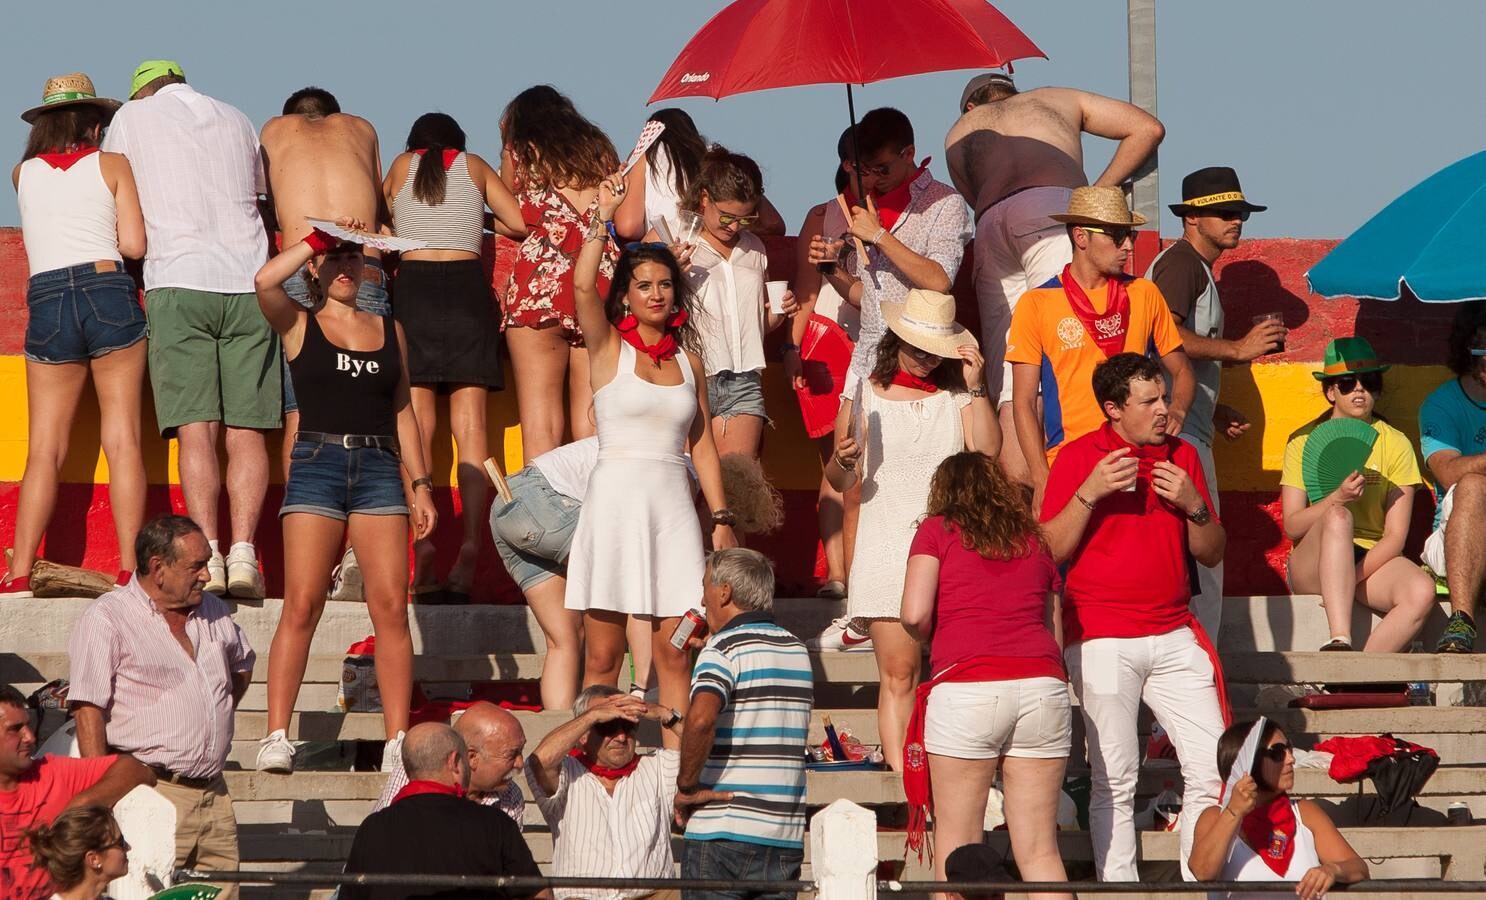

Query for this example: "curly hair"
[680,146,763,213]
[869,331,966,392]
[924,452,1043,561]
[605,243,703,360]
[719,453,784,536]
[501,85,618,191]
[1446,300,1486,376]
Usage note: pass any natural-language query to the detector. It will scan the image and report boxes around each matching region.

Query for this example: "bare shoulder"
[464,152,492,178]
[1295,797,1332,824]
[260,114,289,139]
[335,113,377,138]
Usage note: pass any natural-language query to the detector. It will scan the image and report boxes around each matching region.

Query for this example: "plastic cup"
[816,237,844,275]
[649,216,675,246]
[766,281,789,314]
[674,210,705,246]
[1253,312,1286,353]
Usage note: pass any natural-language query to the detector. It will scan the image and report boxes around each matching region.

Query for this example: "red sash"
[37,146,100,171]
[413,147,460,171]
[1241,794,1297,877]
[391,779,465,804]
[617,309,688,366]
[569,747,640,780]
[1060,264,1131,357]
[845,158,931,232]
[889,370,938,393]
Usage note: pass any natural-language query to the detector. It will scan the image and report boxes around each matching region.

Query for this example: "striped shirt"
[66,580,254,779]
[686,612,813,849]
[372,752,525,829]
[528,749,678,900]
[391,152,486,254]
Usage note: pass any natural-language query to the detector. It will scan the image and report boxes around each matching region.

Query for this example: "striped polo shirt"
[686,611,814,848]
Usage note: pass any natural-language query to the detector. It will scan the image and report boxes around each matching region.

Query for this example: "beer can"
[670,609,707,650]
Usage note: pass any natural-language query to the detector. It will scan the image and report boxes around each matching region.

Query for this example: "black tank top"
[288,313,401,436]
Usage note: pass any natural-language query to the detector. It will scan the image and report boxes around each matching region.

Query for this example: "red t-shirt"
[0,754,117,900]
[1039,423,1217,644]
[908,517,1067,680]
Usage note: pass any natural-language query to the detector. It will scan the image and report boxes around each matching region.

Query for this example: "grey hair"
[707,548,775,612]
[573,684,623,717]
[402,724,467,780]
[133,515,204,575]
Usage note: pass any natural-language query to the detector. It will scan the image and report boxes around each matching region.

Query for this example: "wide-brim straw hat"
[881,289,977,358]
[1049,185,1148,228]
[21,73,121,125]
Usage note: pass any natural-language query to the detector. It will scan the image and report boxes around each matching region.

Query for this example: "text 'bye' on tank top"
[288,313,402,436]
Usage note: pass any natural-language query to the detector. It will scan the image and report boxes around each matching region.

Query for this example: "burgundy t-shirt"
[909,517,1066,680]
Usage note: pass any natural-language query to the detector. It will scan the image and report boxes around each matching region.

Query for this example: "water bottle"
[1153,780,1182,832]
[1406,640,1433,706]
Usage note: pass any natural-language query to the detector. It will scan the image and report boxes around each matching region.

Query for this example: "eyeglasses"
[716,212,760,228]
[591,719,637,738]
[846,148,908,178]
[1080,225,1136,247]
[1259,743,1292,763]
[624,241,669,252]
[1329,372,1383,395]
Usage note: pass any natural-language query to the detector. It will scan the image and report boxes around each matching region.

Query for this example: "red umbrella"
[649,0,1044,102]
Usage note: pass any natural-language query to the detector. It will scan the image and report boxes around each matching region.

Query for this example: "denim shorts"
[283,259,390,414]
[490,468,582,591]
[706,369,769,421]
[25,261,147,363]
[680,838,803,900]
[280,438,408,520]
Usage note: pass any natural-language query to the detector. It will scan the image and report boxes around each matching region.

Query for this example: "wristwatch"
[662,708,683,729]
[711,508,737,527]
[1187,502,1212,525]
[410,476,434,492]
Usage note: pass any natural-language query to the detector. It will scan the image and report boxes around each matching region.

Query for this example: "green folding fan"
[148,885,222,900]
[1301,418,1378,504]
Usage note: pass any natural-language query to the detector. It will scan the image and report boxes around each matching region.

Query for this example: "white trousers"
[1066,626,1225,881]
[1185,435,1224,640]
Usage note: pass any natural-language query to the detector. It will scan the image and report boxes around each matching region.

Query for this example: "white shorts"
[923,675,1072,759]
[1422,484,1453,576]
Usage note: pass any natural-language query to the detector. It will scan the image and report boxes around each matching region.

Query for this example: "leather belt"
[295,431,400,451]
[148,765,218,790]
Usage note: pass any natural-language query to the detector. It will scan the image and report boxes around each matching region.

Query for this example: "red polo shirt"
[1039,422,1217,644]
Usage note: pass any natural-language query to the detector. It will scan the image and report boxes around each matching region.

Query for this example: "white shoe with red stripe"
[807,617,873,652]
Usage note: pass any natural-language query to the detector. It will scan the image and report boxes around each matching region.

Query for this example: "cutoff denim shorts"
[280,438,408,520]
[706,369,769,422]
[24,261,146,363]
[283,259,390,413]
[490,468,582,591]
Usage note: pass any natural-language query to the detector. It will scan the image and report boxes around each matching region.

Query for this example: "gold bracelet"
[1074,492,1096,511]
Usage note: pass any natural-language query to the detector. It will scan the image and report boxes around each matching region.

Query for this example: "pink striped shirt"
[66,580,255,778]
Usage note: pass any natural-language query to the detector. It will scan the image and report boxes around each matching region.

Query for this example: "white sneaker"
[256,729,296,773]
[807,616,873,652]
[205,552,227,596]
[226,546,265,600]
[381,730,406,774]
[329,547,363,603]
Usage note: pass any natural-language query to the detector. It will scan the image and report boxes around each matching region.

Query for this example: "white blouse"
[685,230,769,376]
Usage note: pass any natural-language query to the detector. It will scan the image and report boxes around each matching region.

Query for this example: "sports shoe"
[205,551,227,596]
[256,729,296,773]
[226,545,265,600]
[816,580,847,600]
[0,573,33,600]
[807,616,872,651]
[329,547,364,603]
[1319,638,1355,652]
[1436,611,1477,653]
[381,730,406,774]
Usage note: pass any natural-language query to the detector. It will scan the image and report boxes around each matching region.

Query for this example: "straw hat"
[881,289,977,358]
[20,73,121,125]
[1049,185,1148,228]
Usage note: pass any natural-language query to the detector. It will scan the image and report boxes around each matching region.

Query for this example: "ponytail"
[413,142,448,206]
[403,112,468,207]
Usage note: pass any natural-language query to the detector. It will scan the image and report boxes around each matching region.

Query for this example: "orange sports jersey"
[1005,274,1183,462]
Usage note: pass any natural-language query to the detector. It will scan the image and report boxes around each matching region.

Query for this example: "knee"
[275,599,321,633]
[878,660,921,694]
[584,640,624,672]
[1405,575,1438,615]
[1454,473,1486,509]
[651,639,689,674]
[1321,503,1354,533]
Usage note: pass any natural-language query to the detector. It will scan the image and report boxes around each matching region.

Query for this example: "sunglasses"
[1080,225,1136,247]
[625,241,669,252]
[905,346,943,363]
[1202,209,1251,223]
[1329,372,1384,395]
[591,719,637,738]
[716,212,760,228]
[100,836,131,853]
[846,148,909,178]
[1259,742,1292,763]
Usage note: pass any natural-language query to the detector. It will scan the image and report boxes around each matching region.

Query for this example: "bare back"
[945,87,1090,217]
[261,113,382,248]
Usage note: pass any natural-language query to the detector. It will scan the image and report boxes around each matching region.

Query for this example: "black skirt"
[392,258,504,388]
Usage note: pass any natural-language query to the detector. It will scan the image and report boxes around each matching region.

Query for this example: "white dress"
[846,384,969,620]
[1208,800,1322,899]
[565,340,704,619]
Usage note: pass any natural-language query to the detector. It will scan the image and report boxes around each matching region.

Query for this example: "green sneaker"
[1435,611,1477,653]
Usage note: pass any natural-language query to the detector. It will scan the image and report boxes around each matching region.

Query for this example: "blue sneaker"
[1435,611,1477,653]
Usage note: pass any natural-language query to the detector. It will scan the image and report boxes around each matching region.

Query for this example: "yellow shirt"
[1280,417,1423,549]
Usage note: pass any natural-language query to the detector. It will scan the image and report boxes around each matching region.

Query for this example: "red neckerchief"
[1060,264,1131,358]
[569,747,640,780]
[391,779,465,804]
[617,309,688,367]
[889,370,938,393]
[37,146,100,171]
[1241,794,1297,877]
[413,148,460,171]
[904,656,1008,859]
[844,158,931,232]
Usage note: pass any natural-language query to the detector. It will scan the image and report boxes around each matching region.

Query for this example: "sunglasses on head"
[591,719,637,738]
[716,212,760,228]
[1080,225,1136,247]
[1329,372,1383,395]
[1259,742,1292,763]
[624,241,669,253]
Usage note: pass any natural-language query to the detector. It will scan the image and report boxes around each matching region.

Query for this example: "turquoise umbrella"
[1306,149,1486,302]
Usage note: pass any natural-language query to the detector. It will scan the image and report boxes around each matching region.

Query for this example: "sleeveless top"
[16,152,121,276]
[595,340,697,464]
[392,152,485,254]
[1209,800,1322,900]
[1148,240,1222,444]
[288,313,402,437]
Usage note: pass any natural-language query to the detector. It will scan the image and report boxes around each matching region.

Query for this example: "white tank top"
[1210,801,1322,900]
[17,152,122,276]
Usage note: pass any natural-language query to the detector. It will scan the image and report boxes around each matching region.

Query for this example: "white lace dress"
[846,384,970,620]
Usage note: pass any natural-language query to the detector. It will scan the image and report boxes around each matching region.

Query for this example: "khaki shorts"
[145,288,282,434]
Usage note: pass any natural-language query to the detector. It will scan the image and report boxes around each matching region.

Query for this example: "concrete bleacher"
[3,593,1483,897]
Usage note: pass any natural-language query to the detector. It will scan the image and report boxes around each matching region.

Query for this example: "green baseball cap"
[130,60,184,99]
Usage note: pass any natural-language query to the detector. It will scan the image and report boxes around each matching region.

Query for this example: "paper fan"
[794,314,854,438]
[1220,717,1267,804]
[1301,418,1378,504]
[303,218,427,253]
[149,886,222,900]
[621,121,666,176]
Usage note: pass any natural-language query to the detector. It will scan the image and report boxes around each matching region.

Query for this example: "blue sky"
[5,1,1485,238]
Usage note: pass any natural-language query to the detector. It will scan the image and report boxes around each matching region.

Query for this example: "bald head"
[455,702,527,794]
[402,723,468,785]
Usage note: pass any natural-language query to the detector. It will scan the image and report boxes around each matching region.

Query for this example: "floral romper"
[502,185,618,346]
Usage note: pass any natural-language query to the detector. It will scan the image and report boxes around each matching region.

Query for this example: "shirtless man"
[259,86,388,478]
[945,73,1163,487]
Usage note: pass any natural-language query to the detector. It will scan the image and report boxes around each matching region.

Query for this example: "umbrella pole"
[846,83,866,204]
